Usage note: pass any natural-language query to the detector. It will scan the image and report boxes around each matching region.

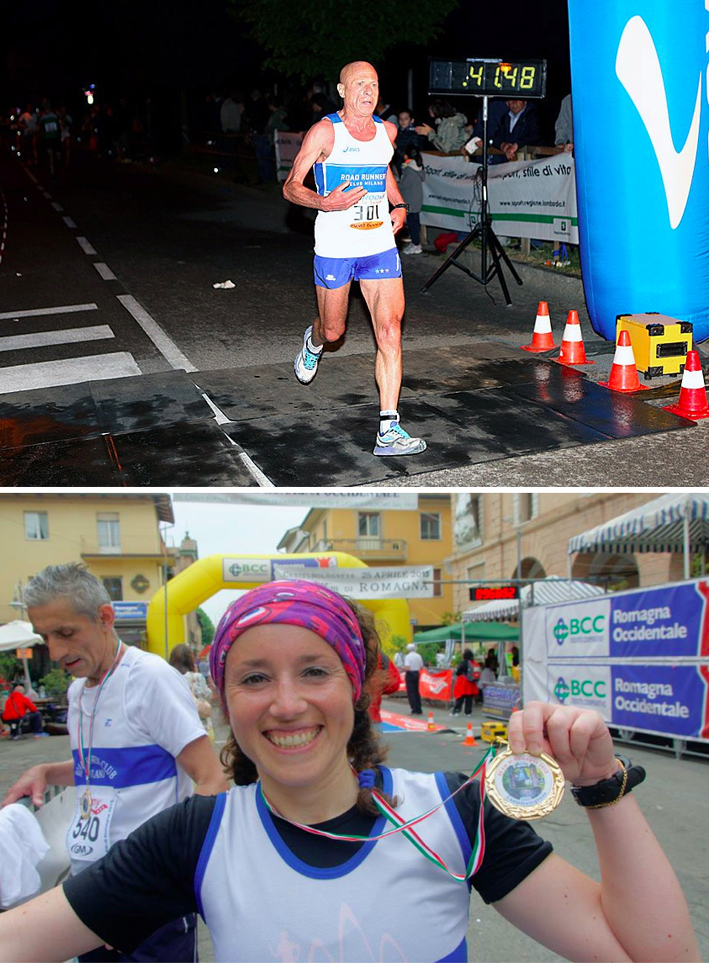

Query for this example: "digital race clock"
[429,58,547,100]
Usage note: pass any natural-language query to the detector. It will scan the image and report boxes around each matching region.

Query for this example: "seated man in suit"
[491,99,542,161]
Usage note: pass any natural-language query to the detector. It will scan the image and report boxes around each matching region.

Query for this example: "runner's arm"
[177,734,230,795]
[2,760,75,808]
[282,120,366,211]
[0,886,105,962]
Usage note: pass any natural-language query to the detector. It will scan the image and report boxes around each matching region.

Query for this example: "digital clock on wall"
[429,58,547,99]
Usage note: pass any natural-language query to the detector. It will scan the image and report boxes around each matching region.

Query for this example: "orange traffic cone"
[462,722,477,746]
[556,310,595,365]
[664,350,709,419]
[599,330,648,392]
[522,301,556,352]
[427,711,435,731]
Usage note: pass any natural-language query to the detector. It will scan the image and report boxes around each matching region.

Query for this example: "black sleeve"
[63,794,218,953]
[443,771,553,904]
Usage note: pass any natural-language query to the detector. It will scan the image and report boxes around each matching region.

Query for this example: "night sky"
[2,0,570,135]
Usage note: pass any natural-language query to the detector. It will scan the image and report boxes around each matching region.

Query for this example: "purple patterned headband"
[210,580,367,702]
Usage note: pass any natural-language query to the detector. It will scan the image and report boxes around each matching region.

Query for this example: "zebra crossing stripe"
[0,352,141,395]
[0,325,115,353]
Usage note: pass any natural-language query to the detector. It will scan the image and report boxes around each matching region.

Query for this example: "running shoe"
[402,243,423,255]
[373,420,427,456]
[294,325,323,384]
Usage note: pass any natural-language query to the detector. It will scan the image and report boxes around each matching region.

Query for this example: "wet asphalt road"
[1,150,708,486]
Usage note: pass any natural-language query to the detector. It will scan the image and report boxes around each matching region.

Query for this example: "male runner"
[283,61,426,456]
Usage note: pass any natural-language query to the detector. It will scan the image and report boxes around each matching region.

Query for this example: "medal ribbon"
[259,744,497,882]
[77,639,123,793]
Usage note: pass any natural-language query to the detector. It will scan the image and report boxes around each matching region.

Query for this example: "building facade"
[0,494,176,676]
[278,495,455,632]
[450,491,685,614]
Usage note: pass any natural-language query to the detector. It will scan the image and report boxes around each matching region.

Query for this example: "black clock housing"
[429,58,547,99]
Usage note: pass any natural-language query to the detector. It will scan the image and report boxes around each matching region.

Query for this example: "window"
[25,511,49,540]
[420,512,441,541]
[454,495,483,548]
[515,493,538,524]
[358,513,380,537]
[432,567,443,597]
[97,513,121,552]
[102,577,123,601]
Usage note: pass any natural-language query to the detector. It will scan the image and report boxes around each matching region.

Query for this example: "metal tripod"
[421,96,523,305]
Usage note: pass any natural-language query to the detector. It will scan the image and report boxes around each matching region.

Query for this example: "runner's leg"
[313,282,352,347]
[359,277,404,411]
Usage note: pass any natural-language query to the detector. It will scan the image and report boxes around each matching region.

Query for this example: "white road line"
[62,216,77,229]
[0,352,141,394]
[51,202,64,212]
[0,303,98,321]
[43,192,52,199]
[198,389,231,425]
[76,236,97,255]
[93,262,117,281]
[0,325,114,353]
[117,294,197,372]
[222,431,274,487]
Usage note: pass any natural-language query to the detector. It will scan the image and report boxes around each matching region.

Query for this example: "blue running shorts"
[313,247,402,289]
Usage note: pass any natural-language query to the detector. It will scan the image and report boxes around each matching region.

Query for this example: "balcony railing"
[310,538,408,561]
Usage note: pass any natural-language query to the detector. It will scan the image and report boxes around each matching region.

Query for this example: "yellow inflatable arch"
[146,553,411,659]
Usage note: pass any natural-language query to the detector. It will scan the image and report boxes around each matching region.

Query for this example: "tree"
[231,0,459,83]
[196,607,215,649]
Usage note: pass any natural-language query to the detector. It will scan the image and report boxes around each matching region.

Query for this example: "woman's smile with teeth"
[265,727,321,748]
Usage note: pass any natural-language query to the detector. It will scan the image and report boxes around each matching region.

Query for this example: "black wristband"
[391,203,409,212]
[570,756,646,808]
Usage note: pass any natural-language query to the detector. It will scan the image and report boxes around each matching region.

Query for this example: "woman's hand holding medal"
[507,700,618,786]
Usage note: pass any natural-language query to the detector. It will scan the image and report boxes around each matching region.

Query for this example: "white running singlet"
[314,113,396,259]
[66,645,204,874]
[196,767,472,962]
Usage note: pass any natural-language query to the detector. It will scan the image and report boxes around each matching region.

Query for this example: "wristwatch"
[570,755,646,809]
[391,203,409,212]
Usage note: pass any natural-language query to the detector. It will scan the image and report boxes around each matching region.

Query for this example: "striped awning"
[462,578,605,623]
[568,493,709,555]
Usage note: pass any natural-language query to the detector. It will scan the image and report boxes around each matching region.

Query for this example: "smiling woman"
[0,579,699,963]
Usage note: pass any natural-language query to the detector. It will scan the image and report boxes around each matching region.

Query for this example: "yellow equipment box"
[615,313,693,379]
[481,721,508,743]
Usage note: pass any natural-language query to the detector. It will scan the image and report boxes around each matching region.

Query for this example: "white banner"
[275,130,304,182]
[421,153,579,243]
[272,564,434,599]
[174,493,418,510]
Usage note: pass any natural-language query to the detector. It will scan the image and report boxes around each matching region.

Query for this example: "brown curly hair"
[219,596,397,815]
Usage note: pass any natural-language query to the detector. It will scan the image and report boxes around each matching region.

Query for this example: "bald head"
[337,62,379,117]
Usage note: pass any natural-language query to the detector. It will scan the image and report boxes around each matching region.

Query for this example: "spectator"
[393,108,420,173]
[1,685,47,740]
[463,99,508,157]
[37,101,62,176]
[555,93,574,152]
[375,96,397,124]
[18,102,38,164]
[169,644,215,744]
[451,650,479,716]
[415,100,468,153]
[491,99,542,162]
[220,91,244,134]
[399,144,426,255]
[403,643,423,715]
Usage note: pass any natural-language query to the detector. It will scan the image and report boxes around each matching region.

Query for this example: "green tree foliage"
[40,668,72,701]
[231,0,459,83]
[0,654,20,687]
[196,607,215,649]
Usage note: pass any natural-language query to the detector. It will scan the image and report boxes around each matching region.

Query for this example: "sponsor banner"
[173,492,418,509]
[482,682,522,720]
[545,598,611,659]
[420,153,579,243]
[112,601,148,621]
[547,662,709,740]
[419,669,453,702]
[544,580,709,661]
[380,709,447,732]
[270,557,337,580]
[272,565,434,599]
[274,130,304,182]
[222,558,272,583]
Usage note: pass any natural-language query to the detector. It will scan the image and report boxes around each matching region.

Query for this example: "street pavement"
[1,696,707,962]
[1,150,708,486]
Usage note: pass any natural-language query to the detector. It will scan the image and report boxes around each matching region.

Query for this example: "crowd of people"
[0,565,699,962]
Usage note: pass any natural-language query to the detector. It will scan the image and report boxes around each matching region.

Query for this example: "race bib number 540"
[66,793,117,863]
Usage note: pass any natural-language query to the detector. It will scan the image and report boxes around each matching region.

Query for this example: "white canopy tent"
[567,492,709,580]
[463,577,605,623]
[0,621,43,694]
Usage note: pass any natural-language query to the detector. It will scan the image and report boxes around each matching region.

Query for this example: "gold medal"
[80,787,92,819]
[485,746,565,820]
